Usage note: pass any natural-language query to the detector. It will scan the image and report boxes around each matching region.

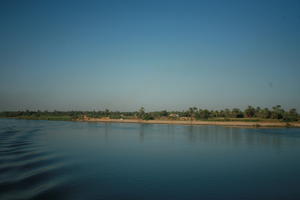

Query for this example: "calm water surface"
[0,119,300,200]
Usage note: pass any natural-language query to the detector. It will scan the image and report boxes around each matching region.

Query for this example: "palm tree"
[137,107,145,119]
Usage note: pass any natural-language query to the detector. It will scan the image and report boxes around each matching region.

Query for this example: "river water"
[1,119,300,200]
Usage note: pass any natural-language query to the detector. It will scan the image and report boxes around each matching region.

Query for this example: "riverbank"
[2,117,300,128]
[78,118,300,128]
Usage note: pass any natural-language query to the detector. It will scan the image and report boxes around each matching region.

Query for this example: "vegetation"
[0,105,299,122]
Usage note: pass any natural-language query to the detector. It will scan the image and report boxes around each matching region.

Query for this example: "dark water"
[1,119,300,200]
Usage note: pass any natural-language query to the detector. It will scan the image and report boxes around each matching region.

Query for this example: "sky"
[0,0,299,111]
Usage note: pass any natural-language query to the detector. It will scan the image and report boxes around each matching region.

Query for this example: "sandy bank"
[78,118,300,128]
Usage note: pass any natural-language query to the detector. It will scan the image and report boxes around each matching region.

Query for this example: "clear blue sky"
[0,0,299,111]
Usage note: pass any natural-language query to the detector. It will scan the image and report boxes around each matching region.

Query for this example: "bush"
[142,113,154,120]
[282,109,298,122]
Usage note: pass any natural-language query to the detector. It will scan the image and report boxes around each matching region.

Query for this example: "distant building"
[179,117,190,121]
[169,113,179,118]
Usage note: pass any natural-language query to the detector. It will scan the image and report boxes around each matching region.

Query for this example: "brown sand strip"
[78,118,300,128]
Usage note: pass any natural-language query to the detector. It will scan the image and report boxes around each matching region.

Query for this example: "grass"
[10,115,73,121]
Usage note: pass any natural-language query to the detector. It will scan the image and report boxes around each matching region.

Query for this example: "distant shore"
[1,117,300,128]
[78,118,300,128]
[2,106,299,128]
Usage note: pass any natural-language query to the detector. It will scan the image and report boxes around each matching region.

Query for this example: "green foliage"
[188,107,198,118]
[160,110,168,117]
[271,105,284,119]
[0,105,298,122]
[137,107,145,119]
[256,108,271,119]
[142,113,154,120]
[231,108,244,118]
[283,109,298,122]
[245,106,256,118]
[195,109,210,119]
[136,107,154,120]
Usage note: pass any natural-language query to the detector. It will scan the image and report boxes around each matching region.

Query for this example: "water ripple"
[0,123,75,200]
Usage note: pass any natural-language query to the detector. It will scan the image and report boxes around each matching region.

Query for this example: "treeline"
[0,105,299,122]
[0,110,136,121]
[176,105,299,122]
[145,105,298,122]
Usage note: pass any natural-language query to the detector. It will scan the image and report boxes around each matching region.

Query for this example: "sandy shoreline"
[78,118,300,128]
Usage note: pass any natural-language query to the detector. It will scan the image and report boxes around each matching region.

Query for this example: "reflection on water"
[133,123,299,149]
[1,119,300,200]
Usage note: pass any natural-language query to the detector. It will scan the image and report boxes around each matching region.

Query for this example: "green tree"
[244,106,256,118]
[104,109,110,117]
[199,109,210,119]
[188,107,198,119]
[271,105,284,119]
[224,109,231,118]
[160,110,168,117]
[231,108,244,118]
[255,107,261,117]
[257,108,271,119]
[283,108,298,122]
[137,107,145,119]
[142,113,154,120]
[218,110,225,117]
